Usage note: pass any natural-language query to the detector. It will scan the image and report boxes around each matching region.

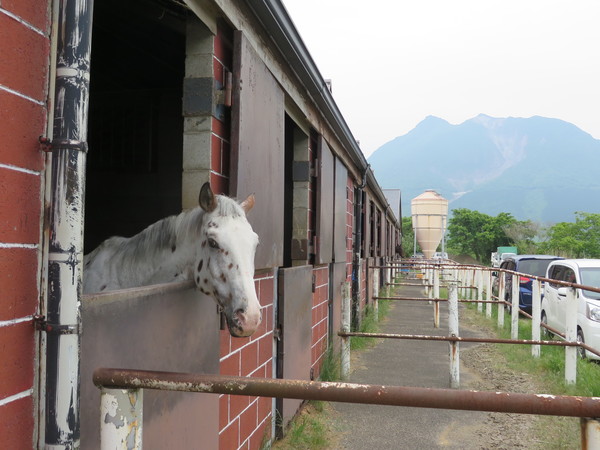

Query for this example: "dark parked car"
[493,255,564,313]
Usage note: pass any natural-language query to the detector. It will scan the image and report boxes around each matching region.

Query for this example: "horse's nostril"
[234,308,245,319]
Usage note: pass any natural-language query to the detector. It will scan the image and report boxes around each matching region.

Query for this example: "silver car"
[542,259,600,359]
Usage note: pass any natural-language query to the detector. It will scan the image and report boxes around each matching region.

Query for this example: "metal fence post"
[511,274,519,340]
[485,270,492,318]
[100,388,143,450]
[581,418,600,448]
[373,269,380,321]
[448,283,460,389]
[531,279,541,358]
[426,267,432,299]
[433,266,440,328]
[498,271,505,329]
[477,269,483,313]
[565,287,577,385]
[341,282,352,379]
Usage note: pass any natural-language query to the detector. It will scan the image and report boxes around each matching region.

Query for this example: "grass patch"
[350,286,392,351]
[464,302,600,396]
[318,345,342,382]
[271,281,398,449]
[463,302,600,448]
[271,402,331,450]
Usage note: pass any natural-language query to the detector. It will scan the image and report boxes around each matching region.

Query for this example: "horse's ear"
[199,182,217,212]
[240,193,255,214]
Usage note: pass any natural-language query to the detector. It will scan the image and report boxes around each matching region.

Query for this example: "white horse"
[83,183,262,337]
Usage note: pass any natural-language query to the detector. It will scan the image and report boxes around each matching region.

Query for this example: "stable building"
[0,0,401,447]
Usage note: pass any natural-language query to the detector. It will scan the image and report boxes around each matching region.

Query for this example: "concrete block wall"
[0,1,50,446]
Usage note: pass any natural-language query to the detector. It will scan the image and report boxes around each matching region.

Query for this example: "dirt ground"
[322,318,563,449]
[274,301,580,449]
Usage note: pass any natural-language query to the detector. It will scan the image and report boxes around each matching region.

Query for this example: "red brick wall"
[219,273,274,450]
[0,2,50,447]
[311,266,329,376]
[213,23,273,450]
[211,22,232,196]
[346,176,354,281]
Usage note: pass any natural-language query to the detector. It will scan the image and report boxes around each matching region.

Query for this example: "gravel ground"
[275,296,579,449]
[458,341,540,448]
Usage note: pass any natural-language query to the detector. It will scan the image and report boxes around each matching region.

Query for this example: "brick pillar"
[0,1,51,447]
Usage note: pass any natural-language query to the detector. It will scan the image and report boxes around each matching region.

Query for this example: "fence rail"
[338,331,585,348]
[93,260,600,449]
[93,368,600,418]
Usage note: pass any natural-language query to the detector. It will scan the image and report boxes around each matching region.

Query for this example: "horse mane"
[93,194,245,267]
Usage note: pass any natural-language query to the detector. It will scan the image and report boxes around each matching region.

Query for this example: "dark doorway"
[85,0,187,252]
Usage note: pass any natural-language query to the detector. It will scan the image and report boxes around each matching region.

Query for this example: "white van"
[541,259,600,359]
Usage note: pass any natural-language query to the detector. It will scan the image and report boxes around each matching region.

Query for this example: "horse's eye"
[208,238,219,249]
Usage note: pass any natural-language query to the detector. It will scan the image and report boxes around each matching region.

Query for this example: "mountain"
[368,115,600,223]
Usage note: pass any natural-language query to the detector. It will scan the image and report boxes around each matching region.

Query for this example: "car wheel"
[577,328,587,359]
[541,311,550,339]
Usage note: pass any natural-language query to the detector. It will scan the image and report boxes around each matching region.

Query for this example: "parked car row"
[542,259,600,360]
[492,254,564,313]
[492,255,600,360]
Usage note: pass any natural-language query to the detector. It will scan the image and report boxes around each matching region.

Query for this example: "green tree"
[447,209,518,263]
[401,216,415,256]
[502,219,540,254]
[539,212,600,257]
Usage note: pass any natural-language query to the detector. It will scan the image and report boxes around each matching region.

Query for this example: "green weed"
[464,303,600,448]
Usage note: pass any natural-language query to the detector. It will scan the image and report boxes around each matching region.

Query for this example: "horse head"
[194,183,262,337]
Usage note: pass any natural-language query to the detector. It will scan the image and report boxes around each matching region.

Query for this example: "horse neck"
[123,207,206,285]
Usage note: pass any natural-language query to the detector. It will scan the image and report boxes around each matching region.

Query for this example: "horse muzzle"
[226,306,262,338]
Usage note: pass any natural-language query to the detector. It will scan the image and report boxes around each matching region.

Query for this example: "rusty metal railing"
[93,367,600,449]
[93,367,600,418]
[338,331,583,348]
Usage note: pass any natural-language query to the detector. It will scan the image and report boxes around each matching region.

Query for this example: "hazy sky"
[281,0,600,157]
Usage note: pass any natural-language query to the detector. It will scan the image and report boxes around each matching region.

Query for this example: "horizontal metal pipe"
[374,296,444,302]
[338,331,581,348]
[384,262,600,294]
[374,296,502,304]
[93,368,600,418]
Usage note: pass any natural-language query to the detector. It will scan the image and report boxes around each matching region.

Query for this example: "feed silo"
[411,190,448,258]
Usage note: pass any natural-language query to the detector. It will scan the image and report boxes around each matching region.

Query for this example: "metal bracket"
[274,325,282,341]
[310,158,319,177]
[34,315,80,335]
[39,136,53,152]
[214,71,233,107]
[38,136,89,153]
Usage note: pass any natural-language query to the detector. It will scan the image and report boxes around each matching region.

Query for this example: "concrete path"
[331,285,490,449]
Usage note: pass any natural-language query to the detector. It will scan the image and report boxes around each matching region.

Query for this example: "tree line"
[402,210,600,264]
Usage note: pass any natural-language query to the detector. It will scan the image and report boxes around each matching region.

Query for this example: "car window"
[517,259,555,277]
[563,268,576,283]
[580,268,600,300]
[548,265,564,288]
